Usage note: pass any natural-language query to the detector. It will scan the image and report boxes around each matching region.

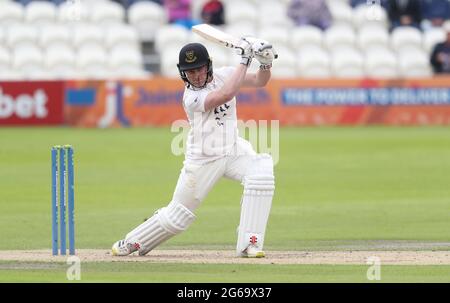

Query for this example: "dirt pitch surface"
[0,249,450,265]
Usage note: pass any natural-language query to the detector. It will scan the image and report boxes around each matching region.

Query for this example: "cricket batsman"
[112,37,276,258]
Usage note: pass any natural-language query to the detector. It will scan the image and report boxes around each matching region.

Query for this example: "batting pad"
[236,154,275,256]
[125,203,196,256]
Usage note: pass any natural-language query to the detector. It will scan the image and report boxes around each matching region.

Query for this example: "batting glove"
[236,37,253,66]
[251,39,278,70]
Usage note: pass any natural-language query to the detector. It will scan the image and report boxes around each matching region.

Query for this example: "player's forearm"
[255,68,271,87]
[243,68,271,87]
[204,64,247,111]
[221,64,247,98]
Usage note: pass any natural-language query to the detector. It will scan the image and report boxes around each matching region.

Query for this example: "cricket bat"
[192,24,241,49]
[192,23,278,60]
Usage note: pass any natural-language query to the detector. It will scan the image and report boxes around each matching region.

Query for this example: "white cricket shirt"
[182,66,239,164]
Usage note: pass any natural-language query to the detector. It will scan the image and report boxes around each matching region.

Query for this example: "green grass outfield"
[0,126,449,282]
[0,262,449,283]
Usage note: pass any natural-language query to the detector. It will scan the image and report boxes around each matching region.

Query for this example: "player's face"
[185,65,208,87]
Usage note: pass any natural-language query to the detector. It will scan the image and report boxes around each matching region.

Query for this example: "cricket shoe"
[111,239,141,256]
[241,244,265,258]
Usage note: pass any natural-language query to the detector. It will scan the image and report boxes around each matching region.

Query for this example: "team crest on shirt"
[185,51,197,63]
[214,103,230,126]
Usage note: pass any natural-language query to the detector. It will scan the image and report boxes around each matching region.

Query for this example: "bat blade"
[192,24,240,49]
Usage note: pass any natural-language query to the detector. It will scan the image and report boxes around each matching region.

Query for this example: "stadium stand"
[224,1,257,33]
[257,26,290,51]
[0,0,448,79]
[397,46,433,77]
[258,0,293,29]
[326,0,354,28]
[38,24,71,49]
[330,45,365,78]
[357,23,390,51]
[0,45,11,71]
[76,44,108,79]
[24,1,58,27]
[297,44,331,78]
[291,25,324,49]
[269,45,297,78]
[72,23,105,49]
[365,45,398,78]
[90,1,126,28]
[323,24,357,50]
[0,1,24,28]
[352,2,389,29]
[391,26,424,53]
[12,44,44,79]
[423,26,447,53]
[44,44,77,79]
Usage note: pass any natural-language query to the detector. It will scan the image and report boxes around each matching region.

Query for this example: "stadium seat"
[44,44,77,79]
[160,48,182,78]
[397,47,432,78]
[38,25,71,49]
[423,27,446,54]
[191,0,207,20]
[109,45,143,70]
[110,68,151,79]
[365,46,398,78]
[225,1,257,31]
[58,0,89,23]
[225,52,261,74]
[297,45,331,78]
[323,24,356,50]
[227,50,243,67]
[187,30,233,69]
[391,26,423,53]
[128,1,168,42]
[188,30,219,51]
[270,45,297,78]
[0,70,23,81]
[24,1,57,27]
[6,23,38,49]
[357,23,389,51]
[155,25,189,54]
[44,44,76,68]
[258,0,292,28]
[257,26,290,50]
[327,0,353,27]
[330,46,364,78]
[90,1,125,27]
[353,3,388,29]
[12,44,44,76]
[77,44,109,79]
[72,23,105,50]
[208,46,228,68]
[104,24,140,50]
[0,46,11,70]
[224,23,257,39]
[326,0,350,3]
[0,1,24,27]
[0,27,4,45]
[290,25,323,50]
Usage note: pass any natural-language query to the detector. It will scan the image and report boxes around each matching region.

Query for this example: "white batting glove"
[236,37,253,66]
[251,39,278,69]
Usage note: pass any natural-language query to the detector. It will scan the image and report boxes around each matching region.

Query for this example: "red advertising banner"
[0,81,64,125]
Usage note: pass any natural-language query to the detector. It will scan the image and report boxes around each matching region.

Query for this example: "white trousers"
[169,137,258,212]
[126,137,274,256]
